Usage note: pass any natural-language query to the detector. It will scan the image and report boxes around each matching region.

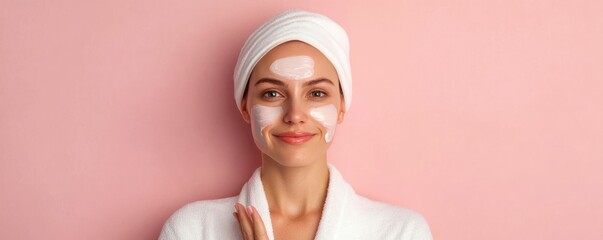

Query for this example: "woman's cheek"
[309,104,338,143]
[251,104,283,146]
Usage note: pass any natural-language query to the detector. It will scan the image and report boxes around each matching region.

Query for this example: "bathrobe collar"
[236,163,354,240]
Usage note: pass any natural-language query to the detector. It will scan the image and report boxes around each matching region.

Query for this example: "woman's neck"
[260,156,329,218]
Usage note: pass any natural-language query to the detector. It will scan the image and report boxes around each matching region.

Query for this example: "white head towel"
[233,9,352,111]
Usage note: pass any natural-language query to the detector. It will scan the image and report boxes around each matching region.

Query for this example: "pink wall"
[1,0,602,239]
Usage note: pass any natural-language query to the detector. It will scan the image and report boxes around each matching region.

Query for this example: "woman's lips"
[274,132,315,145]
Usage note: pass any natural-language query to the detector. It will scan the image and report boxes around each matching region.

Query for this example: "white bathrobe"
[159,164,433,240]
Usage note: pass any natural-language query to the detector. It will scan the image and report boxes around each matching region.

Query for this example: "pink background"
[1,0,602,239]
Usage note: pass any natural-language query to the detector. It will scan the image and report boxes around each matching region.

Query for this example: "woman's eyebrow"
[255,78,286,86]
[254,78,334,86]
[303,78,335,86]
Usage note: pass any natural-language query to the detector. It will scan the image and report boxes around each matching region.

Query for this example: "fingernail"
[247,206,253,217]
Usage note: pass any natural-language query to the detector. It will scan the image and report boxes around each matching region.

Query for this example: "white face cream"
[309,104,338,143]
[251,104,283,146]
[269,55,315,80]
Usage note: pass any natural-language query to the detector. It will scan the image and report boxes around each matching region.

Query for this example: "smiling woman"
[159,9,432,240]
[241,41,344,169]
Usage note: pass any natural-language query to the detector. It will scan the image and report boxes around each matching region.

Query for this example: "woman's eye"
[310,91,327,98]
[263,91,282,98]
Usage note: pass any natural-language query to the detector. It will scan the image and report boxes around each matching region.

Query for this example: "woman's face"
[240,41,345,167]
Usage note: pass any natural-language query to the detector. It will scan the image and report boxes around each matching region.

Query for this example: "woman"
[159,10,432,240]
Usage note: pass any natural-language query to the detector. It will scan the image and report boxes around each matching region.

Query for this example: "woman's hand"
[234,203,269,240]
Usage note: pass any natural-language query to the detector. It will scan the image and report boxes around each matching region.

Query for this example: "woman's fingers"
[249,206,269,240]
[235,203,254,240]
[234,204,270,240]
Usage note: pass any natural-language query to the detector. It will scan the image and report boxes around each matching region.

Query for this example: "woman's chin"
[255,135,329,167]
[264,152,324,168]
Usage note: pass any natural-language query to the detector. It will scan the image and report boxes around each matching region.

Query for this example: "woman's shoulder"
[159,196,239,240]
[354,195,428,222]
[347,195,433,239]
[170,196,237,219]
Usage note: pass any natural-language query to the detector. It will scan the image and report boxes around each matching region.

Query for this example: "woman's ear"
[337,98,346,124]
[337,110,345,124]
[240,97,251,124]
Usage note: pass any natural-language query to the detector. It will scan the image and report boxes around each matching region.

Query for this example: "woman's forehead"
[252,41,338,79]
[263,41,324,60]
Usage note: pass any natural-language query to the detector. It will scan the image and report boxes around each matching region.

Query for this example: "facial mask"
[251,104,283,146]
[269,55,314,80]
[309,104,338,143]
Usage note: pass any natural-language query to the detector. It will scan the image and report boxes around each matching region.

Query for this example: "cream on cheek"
[251,104,283,146]
[309,104,338,143]
[269,55,315,80]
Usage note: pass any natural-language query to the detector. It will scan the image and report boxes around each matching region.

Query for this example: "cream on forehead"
[251,104,282,147]
[269,55,315,80]
[309,104,338,143]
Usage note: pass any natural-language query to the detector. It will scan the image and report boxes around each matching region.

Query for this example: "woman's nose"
[282,99,308,124]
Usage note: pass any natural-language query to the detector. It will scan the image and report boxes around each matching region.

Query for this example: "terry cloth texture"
[159,164,433,240]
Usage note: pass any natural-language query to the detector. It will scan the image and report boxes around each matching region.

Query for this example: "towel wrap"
[233,9,352,112]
